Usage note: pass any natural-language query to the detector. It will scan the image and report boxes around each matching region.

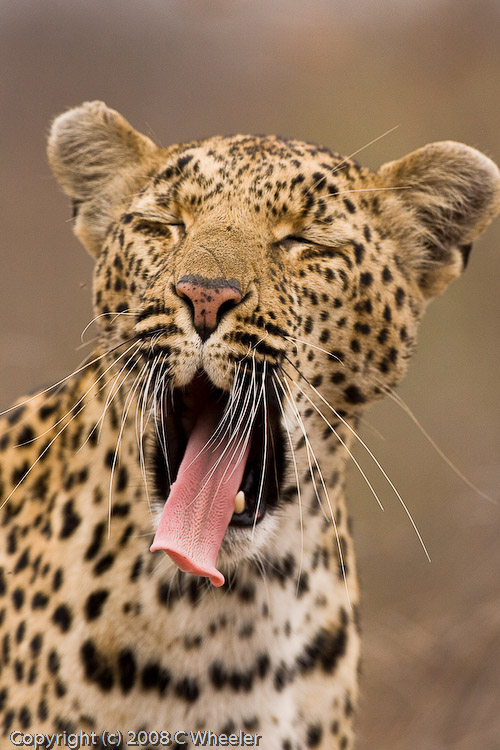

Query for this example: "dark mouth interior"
[151,371,286,527]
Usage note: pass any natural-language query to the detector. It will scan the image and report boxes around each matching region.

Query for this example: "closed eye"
[280,235,317,248]
[132,217,186,238]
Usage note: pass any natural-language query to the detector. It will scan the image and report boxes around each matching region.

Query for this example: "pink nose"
[176,275,242,341]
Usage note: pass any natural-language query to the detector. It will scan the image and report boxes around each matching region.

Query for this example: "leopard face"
[47,102,500,584]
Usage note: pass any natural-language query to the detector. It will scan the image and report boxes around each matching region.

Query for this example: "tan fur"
[0,102,498,749]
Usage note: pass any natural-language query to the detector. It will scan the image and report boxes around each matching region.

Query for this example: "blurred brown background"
[1,1,499,747]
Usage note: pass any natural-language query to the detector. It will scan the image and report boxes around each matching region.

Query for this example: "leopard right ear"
[47,101,159,255]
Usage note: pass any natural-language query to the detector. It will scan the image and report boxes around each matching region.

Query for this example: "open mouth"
[150,369,285,585]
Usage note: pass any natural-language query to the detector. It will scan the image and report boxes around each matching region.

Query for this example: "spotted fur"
[1,102,499,749]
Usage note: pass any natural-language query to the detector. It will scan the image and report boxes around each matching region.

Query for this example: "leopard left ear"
[48,101,159,256]
[378,141,500,298]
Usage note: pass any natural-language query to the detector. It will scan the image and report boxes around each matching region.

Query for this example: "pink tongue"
[150,400,250,586]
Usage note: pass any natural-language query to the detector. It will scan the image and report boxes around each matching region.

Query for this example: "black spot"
[85,590,109,621]
[118,649,136,694]
[11,461,30,487]
[80,640,114,691]
[31,592,49,610]
[130,556,143,582]
[17,425,35,445]
[52,568,64,592]
[3,710,14,734]
[6,406,25,426]
[30,633,43,656]
[296,621,348,675]
[116,467,128,492]
[360,271,373,287]
[47,649,60,673]
[320,329,330,343]
[141,662,160,689]
[175,677,199,702]
[297,572,310,597]
[350,339,361,354]
[274,662,292,691]
[343,198,356,214]
[395,286,406,307]
[85,522,105,561]
[177,154,194,172]
[19,705,31,729]
[209,661,226,689]
[377,328,389,345]
[15,621,25,644]
[353,243,365,264]
[52,604,72,632]
[3,634,11,663]
[306,724,323,747]
[94,553,115,576]
[14,659,24,681]
[238,582,256,603]
[14,549,29,574]
[38,699,48,721]
[60,500,81,539]
[257,653,270,679]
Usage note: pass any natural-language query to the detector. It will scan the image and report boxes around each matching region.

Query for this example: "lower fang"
[234,490,245,514]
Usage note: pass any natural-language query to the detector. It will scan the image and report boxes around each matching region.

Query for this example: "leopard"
[0,101,499,750]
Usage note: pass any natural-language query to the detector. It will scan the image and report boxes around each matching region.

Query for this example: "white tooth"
[234,490,245,515]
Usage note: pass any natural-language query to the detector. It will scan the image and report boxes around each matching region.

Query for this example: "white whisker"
[385,386,496,504]
[283,357,431,562]
[276,372,352,608]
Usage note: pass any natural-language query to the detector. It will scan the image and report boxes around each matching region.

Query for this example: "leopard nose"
[176,275,243,342]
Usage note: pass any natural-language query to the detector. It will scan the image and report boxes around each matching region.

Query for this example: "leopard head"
[48,101,500,584]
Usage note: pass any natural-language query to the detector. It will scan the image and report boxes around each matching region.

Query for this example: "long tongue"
[150,400,250,586]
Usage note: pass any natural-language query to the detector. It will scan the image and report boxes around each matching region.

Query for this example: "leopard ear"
[378,141,500,298]
[48,101,159,255]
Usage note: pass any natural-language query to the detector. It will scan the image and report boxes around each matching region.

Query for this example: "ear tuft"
[47,101,158,255]
[378,141,500,297]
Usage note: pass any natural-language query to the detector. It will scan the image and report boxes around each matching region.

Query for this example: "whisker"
[282,355,431,562]
[154,364,173,488]
[80,309,140,343]
[272,377,304,590]
[284,335,344,363]
[324,185,413,199]
[301,125,401,199]
[0,336,137,420]
[107,361,149,538]
[276,372,352,608]
[385,386,496,504]
[252,360,268,538]
[136,354,163,516]
[280,365,384,512]
[332,124,401,174]
[79,342,143,451]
